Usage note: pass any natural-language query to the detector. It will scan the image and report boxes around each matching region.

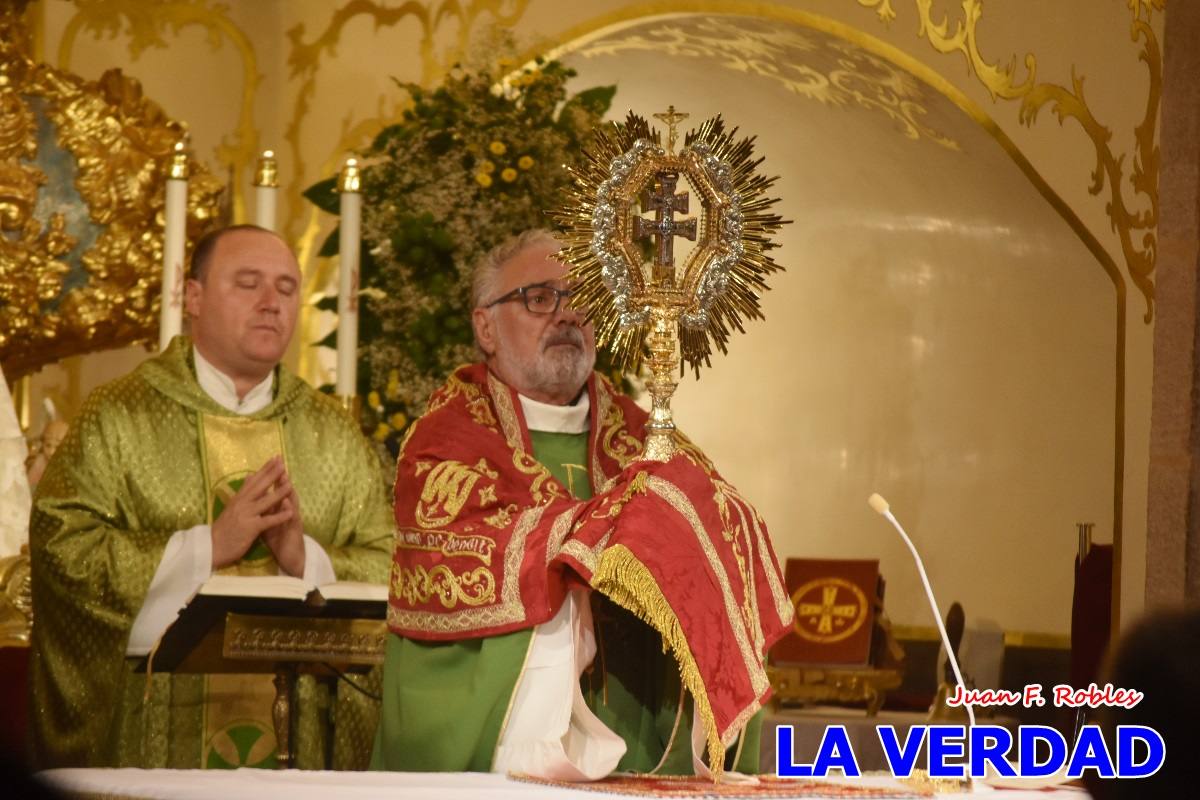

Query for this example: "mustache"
[543,327,585,349]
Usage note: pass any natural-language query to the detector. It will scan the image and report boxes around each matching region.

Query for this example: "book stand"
[138,591,387,768]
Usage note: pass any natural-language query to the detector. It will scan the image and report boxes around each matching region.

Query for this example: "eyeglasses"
[484,283,575,315]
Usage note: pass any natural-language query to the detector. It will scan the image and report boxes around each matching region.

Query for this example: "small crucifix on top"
[653,105,689,155]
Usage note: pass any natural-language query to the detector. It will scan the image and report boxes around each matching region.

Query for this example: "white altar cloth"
[38,768,1092,799]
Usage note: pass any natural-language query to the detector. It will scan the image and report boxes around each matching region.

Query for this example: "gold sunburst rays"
[552,110,789,376]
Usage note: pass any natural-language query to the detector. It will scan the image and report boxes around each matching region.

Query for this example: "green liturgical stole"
[199,414,286,576]
[197,413,288,766]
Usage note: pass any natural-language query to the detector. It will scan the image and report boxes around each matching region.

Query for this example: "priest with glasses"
[372,229,792,779]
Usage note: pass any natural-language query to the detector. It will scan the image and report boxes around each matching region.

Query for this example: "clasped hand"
[211,455,306,576]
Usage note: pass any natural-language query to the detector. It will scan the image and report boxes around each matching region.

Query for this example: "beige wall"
[21,0,1163,635]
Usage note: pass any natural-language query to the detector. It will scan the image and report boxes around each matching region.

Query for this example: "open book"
[198,574,387,603]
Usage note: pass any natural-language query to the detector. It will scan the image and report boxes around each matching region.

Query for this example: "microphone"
[868,493,976,731]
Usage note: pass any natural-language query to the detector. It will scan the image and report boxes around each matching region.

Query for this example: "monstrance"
[552,108,789,460]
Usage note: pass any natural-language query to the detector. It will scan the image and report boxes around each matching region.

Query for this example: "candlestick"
[160,139,189,351]
[335,156,362,400]
[253,149,279,231]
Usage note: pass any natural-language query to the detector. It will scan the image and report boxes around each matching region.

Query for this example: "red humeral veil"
[388,363,794,770]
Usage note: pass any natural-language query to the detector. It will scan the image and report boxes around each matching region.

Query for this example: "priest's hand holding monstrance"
[552,107,789,460]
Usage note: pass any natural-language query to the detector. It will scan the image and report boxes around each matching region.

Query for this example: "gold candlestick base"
[337,394,361,421]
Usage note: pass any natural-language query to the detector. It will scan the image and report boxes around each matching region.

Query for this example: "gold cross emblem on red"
[791,577,869,644]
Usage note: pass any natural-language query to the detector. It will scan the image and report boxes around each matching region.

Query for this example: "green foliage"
[308,56,615,453]
[302,177,340,215]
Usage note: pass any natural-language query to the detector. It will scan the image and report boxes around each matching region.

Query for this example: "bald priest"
[372,230,794,779]
[29,225,394,769]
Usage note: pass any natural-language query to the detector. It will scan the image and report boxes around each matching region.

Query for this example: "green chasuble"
[29,336,395,770]
[371,429,761,773]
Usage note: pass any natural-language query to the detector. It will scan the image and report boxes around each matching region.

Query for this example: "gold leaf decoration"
[910,0,1159,320]
[0,4,223,378]
[282,0,533,243]
[570,17,959,151]
[858,0,898,24]
[58,0,259,222]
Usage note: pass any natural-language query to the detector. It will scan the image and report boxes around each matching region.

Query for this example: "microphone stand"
[869,493,975,790]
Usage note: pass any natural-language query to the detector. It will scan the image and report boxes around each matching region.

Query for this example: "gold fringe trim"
[591,543,725,780]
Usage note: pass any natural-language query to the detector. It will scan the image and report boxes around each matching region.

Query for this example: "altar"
[37,768,1092,800]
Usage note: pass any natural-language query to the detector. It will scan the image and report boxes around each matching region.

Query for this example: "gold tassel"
[592,543,725,780]
[622,470,649,501]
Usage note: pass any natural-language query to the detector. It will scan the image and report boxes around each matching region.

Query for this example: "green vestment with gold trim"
[29,336,395,769]
[370,428,761,773]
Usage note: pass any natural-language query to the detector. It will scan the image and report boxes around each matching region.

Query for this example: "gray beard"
[497,322,595,401]
[526,344,593,399]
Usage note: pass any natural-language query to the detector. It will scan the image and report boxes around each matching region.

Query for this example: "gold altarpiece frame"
[0,0,224,381]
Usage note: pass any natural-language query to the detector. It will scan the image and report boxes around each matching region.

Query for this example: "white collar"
[193,346,274,415]
[519,391,590,434]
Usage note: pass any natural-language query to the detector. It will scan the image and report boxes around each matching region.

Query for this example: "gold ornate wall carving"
[895,0,1160,626]
[287,2,533,241]
[857,0,896,24]
[55,0,260,222]
[283,0,533,238]
[911,0,1159,321]
[568,16,960,151]
[0,2,223,379]
[282,0,532,382]
[882,0,1157,630]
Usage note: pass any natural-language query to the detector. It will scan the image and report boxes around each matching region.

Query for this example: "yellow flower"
[475,172,493,188]
[479,159,495,174]
[389,412,408,429]
[372,423,391,442]
[488,140,507,156]
[500,167,518,183]
[386,369,400,399]
[517,155,534,170]
[367,390,382,411]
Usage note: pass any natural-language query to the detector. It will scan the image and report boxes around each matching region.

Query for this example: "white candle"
[253,149,278,231]
[160,141,188,351]
[335,157,362,399]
